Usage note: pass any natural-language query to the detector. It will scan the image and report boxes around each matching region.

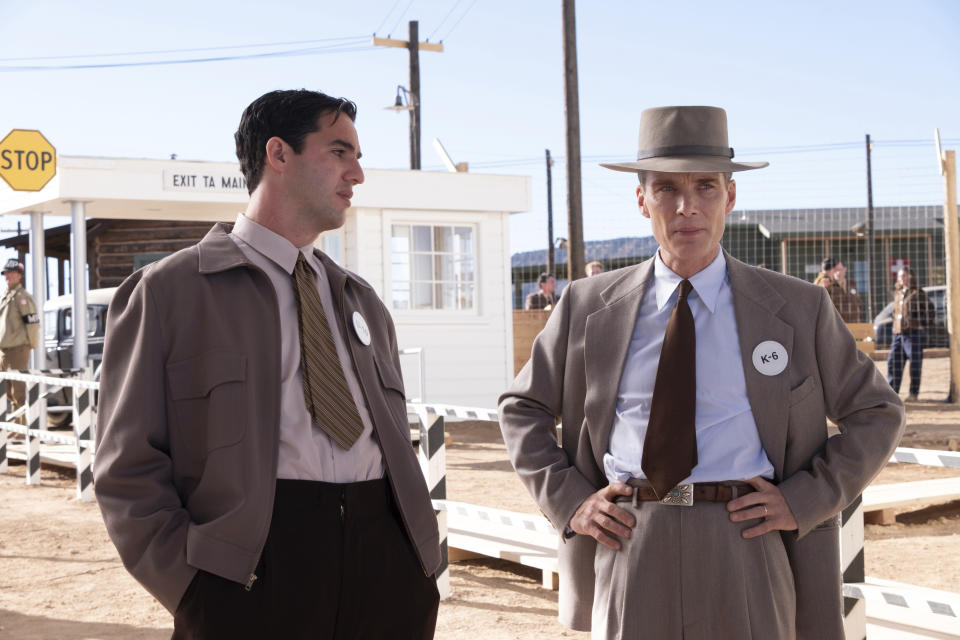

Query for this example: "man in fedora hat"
[499,106,903,639]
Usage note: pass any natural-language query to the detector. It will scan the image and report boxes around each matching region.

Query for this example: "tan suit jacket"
[499,252,904,638]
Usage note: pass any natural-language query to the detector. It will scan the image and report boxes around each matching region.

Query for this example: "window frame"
[384,214,481,318]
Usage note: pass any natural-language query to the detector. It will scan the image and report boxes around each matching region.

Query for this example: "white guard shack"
[0,156,531,408]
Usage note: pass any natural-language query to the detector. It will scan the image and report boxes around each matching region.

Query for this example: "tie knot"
[678,279,693,300]
[295,252,315,277]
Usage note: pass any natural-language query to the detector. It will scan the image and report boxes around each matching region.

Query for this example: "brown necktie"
[292,253,363,450]
[642,279,697,497]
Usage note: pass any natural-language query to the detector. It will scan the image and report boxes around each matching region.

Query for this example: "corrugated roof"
[727,204,952,235]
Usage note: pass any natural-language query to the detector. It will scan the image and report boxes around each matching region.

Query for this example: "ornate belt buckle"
[660,483,694,506]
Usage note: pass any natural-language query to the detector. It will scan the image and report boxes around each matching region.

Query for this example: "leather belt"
[616,480,756,507]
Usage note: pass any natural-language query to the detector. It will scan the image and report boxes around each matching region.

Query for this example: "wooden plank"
[372,36,443,52]
[513,310,550,375]
[863,478,960,512]
[864,508,897,525]
[847,322,875,340]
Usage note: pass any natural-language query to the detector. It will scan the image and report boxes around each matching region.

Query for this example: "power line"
[0,43,378,72]
[375,0,404,34]
[0,35,369,63]
[388,0,418,36]
[440,0,479,40]
[428,0,468,40]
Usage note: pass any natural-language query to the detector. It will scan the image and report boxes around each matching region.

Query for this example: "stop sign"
[0,129,57,192]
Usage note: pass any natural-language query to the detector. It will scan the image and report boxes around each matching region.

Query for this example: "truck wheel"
[47,411,72,428]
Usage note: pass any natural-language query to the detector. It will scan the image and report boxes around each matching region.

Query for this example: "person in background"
[814,257,863,322]
[585,261,605,277]
[525,272,558,309]
[887,266,935,402]
[0,259,40,421]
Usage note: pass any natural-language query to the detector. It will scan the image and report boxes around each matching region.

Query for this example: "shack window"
[391,224,475,311]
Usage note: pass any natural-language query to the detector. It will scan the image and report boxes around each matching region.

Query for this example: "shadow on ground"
[0,609,169,639]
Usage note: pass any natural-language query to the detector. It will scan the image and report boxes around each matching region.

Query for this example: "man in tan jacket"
[499,107,903,639]
[0,259,40,416]
[95,90,440,639]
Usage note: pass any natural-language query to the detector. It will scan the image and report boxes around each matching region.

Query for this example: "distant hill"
[511,236,659,268]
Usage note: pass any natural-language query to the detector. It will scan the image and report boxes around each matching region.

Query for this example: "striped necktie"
[292,253,363,450]
[642,279,698,498]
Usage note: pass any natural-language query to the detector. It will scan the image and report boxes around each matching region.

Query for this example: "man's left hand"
[726,476,798,539]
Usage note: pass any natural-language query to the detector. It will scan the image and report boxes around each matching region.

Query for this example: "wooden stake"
[942,150,960,402]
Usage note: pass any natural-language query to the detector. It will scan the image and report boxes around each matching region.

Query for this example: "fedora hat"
[600,106,768,174]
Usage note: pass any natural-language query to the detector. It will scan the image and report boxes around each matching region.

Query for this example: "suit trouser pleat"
[592,500,795,640]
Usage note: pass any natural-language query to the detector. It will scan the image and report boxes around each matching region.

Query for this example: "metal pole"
[942,150,960,402]
[409,20,421,170]
[865,135,877,320]
[69,201,88,370]
[28,211,46,369]
[562,0,585,282]
[546,149,555,276]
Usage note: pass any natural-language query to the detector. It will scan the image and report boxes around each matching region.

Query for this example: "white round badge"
[352,311,371,346]
[751,340,788,376]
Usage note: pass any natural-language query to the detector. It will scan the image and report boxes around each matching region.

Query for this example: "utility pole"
[373,21,443,170]
[562,0,585,282]
[546,149,555,275]
[865,134,877,320]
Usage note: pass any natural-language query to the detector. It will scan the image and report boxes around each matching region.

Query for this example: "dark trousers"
[887,331,924,395]
[172,478,439,640]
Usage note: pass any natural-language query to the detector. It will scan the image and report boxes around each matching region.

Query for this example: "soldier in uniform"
[0,259,40,418]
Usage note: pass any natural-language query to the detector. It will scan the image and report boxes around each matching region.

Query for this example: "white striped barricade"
[71,374,95,502]
[841,497,866,638]
[0,377,7,475]
[432,499,560,590]
[0,370,96,500]
[843,580,960,619]
[890,447,960,468]
[841,445,960,638]
[406,402,504,600]
[410,403,450,599]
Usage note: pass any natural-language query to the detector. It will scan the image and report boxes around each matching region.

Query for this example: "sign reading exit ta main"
[0,129,57,192]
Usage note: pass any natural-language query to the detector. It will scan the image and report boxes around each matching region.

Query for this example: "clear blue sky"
[1,0,958,256]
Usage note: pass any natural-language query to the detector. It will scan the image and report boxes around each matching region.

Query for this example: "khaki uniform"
[0,282,40,414]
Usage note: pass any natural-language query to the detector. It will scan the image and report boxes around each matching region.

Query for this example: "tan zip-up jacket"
[94,223,441,612]
[0,282,40,349]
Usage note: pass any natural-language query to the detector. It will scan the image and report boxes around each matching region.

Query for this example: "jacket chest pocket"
[167,350,247,451]
[373,355,410,436]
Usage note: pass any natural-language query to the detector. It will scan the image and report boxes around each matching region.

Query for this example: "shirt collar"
[232,214,320,275]
[653,248,727,313]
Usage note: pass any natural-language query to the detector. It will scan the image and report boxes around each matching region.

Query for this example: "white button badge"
[751,340,788,376]
[352,311,371,346]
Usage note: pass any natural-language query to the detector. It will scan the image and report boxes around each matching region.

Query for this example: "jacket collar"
[197,222,372,292]
[599,257,655,306]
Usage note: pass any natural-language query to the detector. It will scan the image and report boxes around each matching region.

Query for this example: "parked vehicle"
[872,285,948,349]
[42,288,116,426]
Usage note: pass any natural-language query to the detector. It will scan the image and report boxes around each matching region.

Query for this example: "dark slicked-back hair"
[235,89,357,194]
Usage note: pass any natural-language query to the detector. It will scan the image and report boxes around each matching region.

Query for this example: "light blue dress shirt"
[603,249,775,484]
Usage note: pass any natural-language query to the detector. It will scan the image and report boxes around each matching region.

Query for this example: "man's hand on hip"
[570,483,636,550]
[726,476,799,538]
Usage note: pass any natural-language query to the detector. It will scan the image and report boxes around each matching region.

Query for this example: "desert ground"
[1,357,958,639]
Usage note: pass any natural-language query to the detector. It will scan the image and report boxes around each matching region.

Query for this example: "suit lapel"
[726,255,792,479]
[584,260,654,470]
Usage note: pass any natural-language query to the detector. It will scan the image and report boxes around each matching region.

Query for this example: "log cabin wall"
[92,220,215,288]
